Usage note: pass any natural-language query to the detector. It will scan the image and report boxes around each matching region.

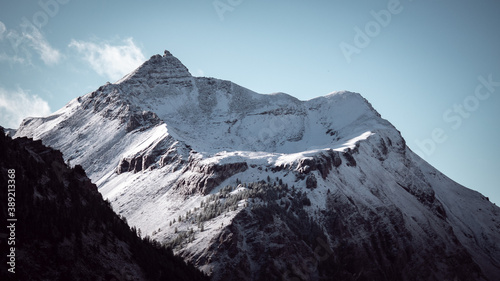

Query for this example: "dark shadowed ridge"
[0,127,209,281]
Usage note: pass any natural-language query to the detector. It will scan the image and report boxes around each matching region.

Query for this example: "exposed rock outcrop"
[175,160,249,195]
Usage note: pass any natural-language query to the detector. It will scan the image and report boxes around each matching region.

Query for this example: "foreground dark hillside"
[0,128,208,281]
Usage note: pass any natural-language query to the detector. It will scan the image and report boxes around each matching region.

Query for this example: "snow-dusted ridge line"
[13,50,500,280]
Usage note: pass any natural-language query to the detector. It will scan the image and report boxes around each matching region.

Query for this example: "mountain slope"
[14,51,500,280]
[0,128,208,281]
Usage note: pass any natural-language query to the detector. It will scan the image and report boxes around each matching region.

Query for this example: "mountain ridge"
[14,50,500,280]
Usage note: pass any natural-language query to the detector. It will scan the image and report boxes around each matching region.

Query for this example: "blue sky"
[1,0,499,204]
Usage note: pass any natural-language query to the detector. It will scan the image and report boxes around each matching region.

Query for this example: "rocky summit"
[15,51,500,280]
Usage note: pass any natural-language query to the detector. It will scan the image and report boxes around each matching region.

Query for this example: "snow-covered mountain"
[15,51,500,280]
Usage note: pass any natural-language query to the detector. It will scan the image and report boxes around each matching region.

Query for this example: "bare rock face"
[175,160,248,195]
[295,149,343,178]
[116,135,185,174]
[306,174,318,189]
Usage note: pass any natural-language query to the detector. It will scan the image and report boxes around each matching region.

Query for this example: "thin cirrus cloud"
[22,28,62,65]
[0,20,61,66]
[69,38,146,81]
[0,21,6,39]
[0,53,26,65]
[0,87,52,129]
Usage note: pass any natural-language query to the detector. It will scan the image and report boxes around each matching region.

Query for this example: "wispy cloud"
[69,38,145,81]
[0,87,51,129]
[0,21,6,40]
[22,27,62,65]
[0,53,26,65]
[0,20,61,66]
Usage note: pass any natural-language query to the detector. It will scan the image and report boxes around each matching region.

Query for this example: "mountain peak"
[13,50,500,281]
[116,50,191,84]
